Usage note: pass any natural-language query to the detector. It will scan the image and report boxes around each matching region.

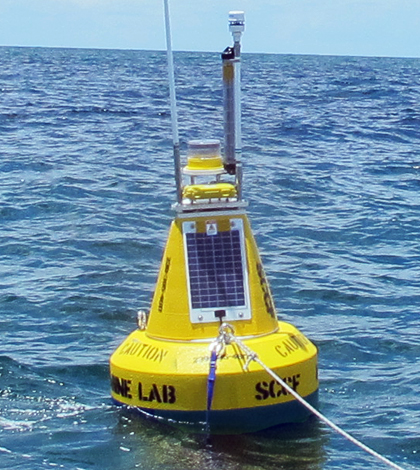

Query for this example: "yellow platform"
[182,183,237,201]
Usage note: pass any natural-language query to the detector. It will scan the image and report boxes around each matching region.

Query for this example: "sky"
[1,0,420,58]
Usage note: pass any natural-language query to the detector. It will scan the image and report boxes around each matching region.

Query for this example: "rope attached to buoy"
[210,323,410,470]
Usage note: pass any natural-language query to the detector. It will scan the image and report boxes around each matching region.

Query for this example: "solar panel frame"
[183,218,251,324]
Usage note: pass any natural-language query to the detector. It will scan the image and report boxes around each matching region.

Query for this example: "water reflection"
[113,410,328,470]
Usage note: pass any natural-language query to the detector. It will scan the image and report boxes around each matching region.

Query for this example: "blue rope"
[205,348,218,432]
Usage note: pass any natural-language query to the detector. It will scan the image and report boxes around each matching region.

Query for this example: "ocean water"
[1,46,420,470]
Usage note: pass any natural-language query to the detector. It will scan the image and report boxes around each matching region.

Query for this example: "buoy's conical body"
[110,210,318,434]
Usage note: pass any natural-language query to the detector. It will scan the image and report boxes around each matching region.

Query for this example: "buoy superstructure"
[110,8,318,434]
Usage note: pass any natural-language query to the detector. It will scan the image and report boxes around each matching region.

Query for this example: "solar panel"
[183,218,251,323]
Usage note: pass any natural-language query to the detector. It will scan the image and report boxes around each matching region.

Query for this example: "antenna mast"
[163,0,182,204]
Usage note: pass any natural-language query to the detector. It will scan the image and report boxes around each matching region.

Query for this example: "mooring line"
[214,323,411,470]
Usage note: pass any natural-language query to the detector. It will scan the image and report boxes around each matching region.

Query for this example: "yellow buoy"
[109,9,318,434]
[110,210,318,433]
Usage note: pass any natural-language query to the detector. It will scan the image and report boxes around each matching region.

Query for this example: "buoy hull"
[112,390,318,434]
[110,321,318,434]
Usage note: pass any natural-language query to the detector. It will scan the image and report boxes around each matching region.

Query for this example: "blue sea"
[1,46,420,470]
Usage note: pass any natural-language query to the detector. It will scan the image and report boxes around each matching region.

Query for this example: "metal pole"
[222,47,236,171]
[222,12,245,198]
[229,11,245,166]
[163,0,182,204]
